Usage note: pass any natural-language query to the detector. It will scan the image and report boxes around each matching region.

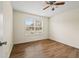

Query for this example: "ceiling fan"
[43,1,65,11]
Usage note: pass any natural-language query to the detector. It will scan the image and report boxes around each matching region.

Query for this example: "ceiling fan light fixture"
[52,8,55,11]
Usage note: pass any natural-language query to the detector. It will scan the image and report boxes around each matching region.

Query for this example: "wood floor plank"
[10,39,79,58]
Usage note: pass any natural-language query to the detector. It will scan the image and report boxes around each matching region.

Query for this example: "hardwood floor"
[10,39,79,58]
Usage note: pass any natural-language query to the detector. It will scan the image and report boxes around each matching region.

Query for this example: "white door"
[0,14,7,58]
[0,13,3,57]
[0,3,7,58]
[0,1,4,57]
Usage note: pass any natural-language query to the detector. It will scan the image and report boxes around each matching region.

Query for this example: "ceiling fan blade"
[45,1,56,4]
[45,1,49,4]
[43,6,50,10]
[54,2,65,5]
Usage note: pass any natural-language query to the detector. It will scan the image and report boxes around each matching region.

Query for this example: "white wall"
[49,9,79,49]
[13,10,49,44]
[3,2,13,57]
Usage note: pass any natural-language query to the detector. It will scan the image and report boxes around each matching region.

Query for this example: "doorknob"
[0,41,7,46]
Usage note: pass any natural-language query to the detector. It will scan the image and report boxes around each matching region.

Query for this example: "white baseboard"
[49,36,79,49]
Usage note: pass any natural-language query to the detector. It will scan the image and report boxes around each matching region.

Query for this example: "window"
[25,18,34,31]
[25,18,43,33]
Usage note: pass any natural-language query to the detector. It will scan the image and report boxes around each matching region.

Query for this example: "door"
[0,13,3,57]
[0,3,7,58]
[0,13,7,58]
[0,2,3,57]
[0,13,4,57]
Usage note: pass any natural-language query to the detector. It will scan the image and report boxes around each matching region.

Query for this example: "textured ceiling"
[12,1,79,17]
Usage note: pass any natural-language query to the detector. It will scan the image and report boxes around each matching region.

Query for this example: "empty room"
[0,0,79,58]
